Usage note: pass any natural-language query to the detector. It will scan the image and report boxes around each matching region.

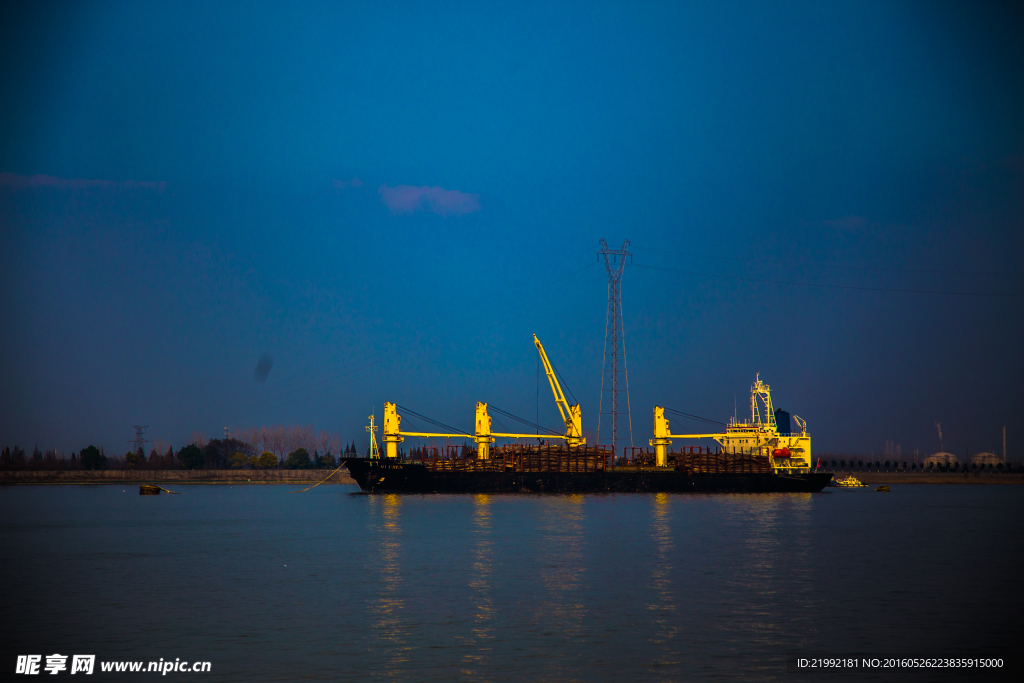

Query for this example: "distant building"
[923,452,959,467]
[970,452,1001,467]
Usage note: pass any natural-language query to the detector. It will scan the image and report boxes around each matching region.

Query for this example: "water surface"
[1,484,1019,681]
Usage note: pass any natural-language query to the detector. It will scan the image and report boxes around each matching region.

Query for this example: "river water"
[1,484,1019,681]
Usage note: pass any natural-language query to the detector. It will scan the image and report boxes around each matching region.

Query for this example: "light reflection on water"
[647,493,679,677]
[536,494,587,643]
[721,493,822,672]
[368,493,410,680]
[462,494,494,680]
[2,486,1020,682]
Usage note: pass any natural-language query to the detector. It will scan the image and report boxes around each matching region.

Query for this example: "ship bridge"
[651,374,812,474]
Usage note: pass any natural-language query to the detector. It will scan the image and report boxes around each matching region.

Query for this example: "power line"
[632,244,1010,277]
[229,252,603,423]
[632,263,1019,297]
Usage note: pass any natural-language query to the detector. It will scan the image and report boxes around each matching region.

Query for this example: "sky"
[1,0,1022,459]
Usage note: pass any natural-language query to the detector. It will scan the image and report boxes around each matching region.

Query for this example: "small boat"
[139,484,182,495]
[832,475,868,488]
[875,485,890,492]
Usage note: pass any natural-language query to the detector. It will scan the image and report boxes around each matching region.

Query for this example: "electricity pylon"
[597,238,633,457]
[130,425,149,456]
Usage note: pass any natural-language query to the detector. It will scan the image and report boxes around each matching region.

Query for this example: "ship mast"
[750,373,777,434]
[366,413,381,459]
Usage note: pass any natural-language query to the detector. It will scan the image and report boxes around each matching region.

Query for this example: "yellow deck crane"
[533,334,585,447]
[792,414,807,436]
[380,335,585,459]
[649,407,721,467]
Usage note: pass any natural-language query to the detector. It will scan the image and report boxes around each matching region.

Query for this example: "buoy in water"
[139,485,161,495]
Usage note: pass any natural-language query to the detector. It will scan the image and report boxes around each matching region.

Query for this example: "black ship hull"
[343,459,833,494]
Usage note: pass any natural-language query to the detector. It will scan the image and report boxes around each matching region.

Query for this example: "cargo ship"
[343,449,831,493]
[342,337,831,494]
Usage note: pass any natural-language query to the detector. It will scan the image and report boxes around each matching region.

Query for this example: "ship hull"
[343,459,833,494]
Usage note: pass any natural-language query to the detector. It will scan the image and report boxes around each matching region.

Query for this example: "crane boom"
[533,334,585,446]
[792,414,807,436]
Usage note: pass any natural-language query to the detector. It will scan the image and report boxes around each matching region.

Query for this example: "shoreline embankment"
[0,469,357,485]
[2,469,1021,486]
[825,471,1024,485]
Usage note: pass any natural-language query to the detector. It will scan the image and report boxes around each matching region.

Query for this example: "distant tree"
[125,450,143,469]
[202,438,252,469]
[177,444,204,470]
[857,460,863,468]
[228,452,250,469]
[318,452,336,468]
[30,446,43,470]
[287,448,311,469]
[80,445,106,470]
[202,439,225,469]
[252,451,278,469]
[884,460,890,468]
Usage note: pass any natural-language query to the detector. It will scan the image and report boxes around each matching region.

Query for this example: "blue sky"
[1,0,1021,457]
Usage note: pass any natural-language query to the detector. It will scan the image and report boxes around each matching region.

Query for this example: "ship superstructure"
[651,374,812,474]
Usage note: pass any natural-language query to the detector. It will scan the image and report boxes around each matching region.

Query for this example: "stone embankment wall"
[0,469,357,485]
[839,471,1024,485]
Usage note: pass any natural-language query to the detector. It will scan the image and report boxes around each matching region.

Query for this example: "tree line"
[818,455,1017,472]
[0,424,374,471]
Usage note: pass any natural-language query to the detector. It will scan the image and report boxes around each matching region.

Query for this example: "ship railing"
[409,444,613,473]
[672,451,773,475]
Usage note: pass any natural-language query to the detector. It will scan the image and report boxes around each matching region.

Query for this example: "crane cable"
[488,404,562,436]
[548,359,579,406]
[396,405,471,436]
[663,407,727,428]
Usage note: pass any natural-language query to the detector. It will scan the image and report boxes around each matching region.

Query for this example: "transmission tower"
[130,425,150,456]
[597,238,633,457]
